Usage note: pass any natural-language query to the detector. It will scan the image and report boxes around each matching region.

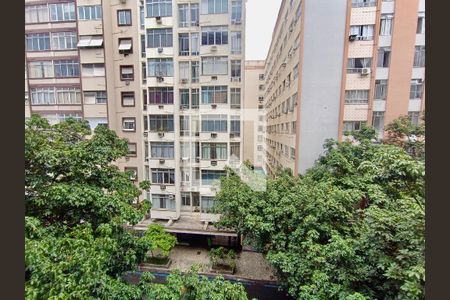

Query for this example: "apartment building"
[243,60,265,169]
[263,0,425,175]
[25,0,144,184]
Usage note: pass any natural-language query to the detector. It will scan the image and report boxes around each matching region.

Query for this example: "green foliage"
[215,119,425,299]
[209,247,237,269]
[142,224,177,258]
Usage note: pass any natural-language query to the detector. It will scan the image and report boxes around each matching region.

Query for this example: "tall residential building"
[243,60,265,168]
[263,0,425,175]
[25,0,246,244]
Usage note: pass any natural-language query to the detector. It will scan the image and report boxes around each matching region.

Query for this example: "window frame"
[120,65,135,81]
[121,91,136,107]
[117,9,132,26]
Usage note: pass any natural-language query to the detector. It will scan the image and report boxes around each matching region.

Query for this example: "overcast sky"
[245,0,283,61]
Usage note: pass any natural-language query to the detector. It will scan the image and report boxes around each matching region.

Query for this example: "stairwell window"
[380,14,394,36]
[201,0,228,15]
[350,25,374,41]
[147,0,172,17]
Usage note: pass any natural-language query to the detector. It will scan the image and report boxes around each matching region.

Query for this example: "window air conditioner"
[181,78,188,84]
[158,105,164,109]
[120,0,127,4]
[211,76,218,81]
[143,132,148,137]
[195,157,200,163]
[211,160,218,166]
[349,34,357,42]
[125,80,130,86]
[211,132,217,138]
[157,76,164,82]
[160,184,166,190]
[156,16,162,24]
[211,104,217,109]
[231,77,240,82]
[159,159,165,164]
[361,68,371,76]
[158,47,163,53]
[158,132,165,138]
[211,45,218,52]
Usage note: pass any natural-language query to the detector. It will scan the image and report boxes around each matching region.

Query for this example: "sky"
[245,0,283,61]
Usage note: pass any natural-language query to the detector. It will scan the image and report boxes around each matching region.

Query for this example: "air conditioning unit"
[349,34,357,42]
[230,133,235,138]
[158,47,163,53]
[231,77,241,82]
[232,20,242,25]
[360,68,371,76]
[158,132,165,138]
[211,45,218,52]
[211,76,218,81]
[157,76,164,82]
[211,132,217,138]
[195,157,200,163]
[156,16,162,24]
[120,0,127,4]
[143,132,148,137]
[159,159,165,164]
[158,105,164,109]
[160,185,166,190]
[211,160,218,166]
[211,104,217,109]
[125,80,130,86]
[181,78,188,84]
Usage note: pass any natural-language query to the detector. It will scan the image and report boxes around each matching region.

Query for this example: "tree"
[25,115,250,299]
[142,224,177,260]
[215,120,425,299]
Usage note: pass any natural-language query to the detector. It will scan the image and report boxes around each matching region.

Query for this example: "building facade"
[263,0,425,175]
[25,0,246,241]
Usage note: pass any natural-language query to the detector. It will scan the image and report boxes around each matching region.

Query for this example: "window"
[202,170,225,186]
[191,33,200,55]
[55,88,81,104]
[375,80,388,100]
[259,74,265,81]
[231,60,241,80]
[414,46,425,67]
[118,38,133,54]
[201,0,228,14]
[409,112,420,126]
[410,79,423,99]
[202,143,227,160]
[124,167,138,181]
[201,26,228,45]
[149,114,174,132]
[230,142,240,159]
[293,64,299,80]
[180,116,190,136]
[84,91,107,104]
[231,32,242,54]
[78,5,102,20]
[121,92,135,107]
[191,89,200,108]
[57,113,82,123]
[148,87,174,104]
[148,58,174,77]
[230,116,240,136]
[179,62,190,82]
[120,66,134,81]
[49,2,76,21]
[347,58,372,73]
[191,61,200,83]
[77,35,104,48]
[180,89,190,109]
[147,0,172,17]
[181,192,191,206]
[122,118,136,132]
[30,88,55,105]
[201,196,216,213]
[230,88,241,109]
[178,4,189,27]
[117,10,132,26]
[372,111,385,136]
[202,114,227,132]
[28,61,54,78]
[231,0,242,23]
[26,33,50,51]
[202,57,228,75]
[343,121,365,133]
[147,28,173,48]
[191,4,200,26]
[151,194,176,210]
[25,5,49,24]
[140,6,145,29]
[179,33,190,56]
[345,90,369,104]
[380,14,394,36]
[290,148,295,159]
[291,121,296,134]
[351,0,376,7]
[82,63,105,77]
[151,169,175,185]
[350,25,374,41]
[51,32,77,50]
[377,47,391,68]
[257,145,263,151]
[54,60,80,77]
[128,143,137,156]
[201,86,228,104]
[417,13,425,34]
[150,142,174,158]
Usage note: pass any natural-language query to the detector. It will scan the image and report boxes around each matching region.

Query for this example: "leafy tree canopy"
[215,120,425,300]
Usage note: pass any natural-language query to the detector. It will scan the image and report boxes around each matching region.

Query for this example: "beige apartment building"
[243,60,265,168]
[263,0,425,175]
[25,0,246,245]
